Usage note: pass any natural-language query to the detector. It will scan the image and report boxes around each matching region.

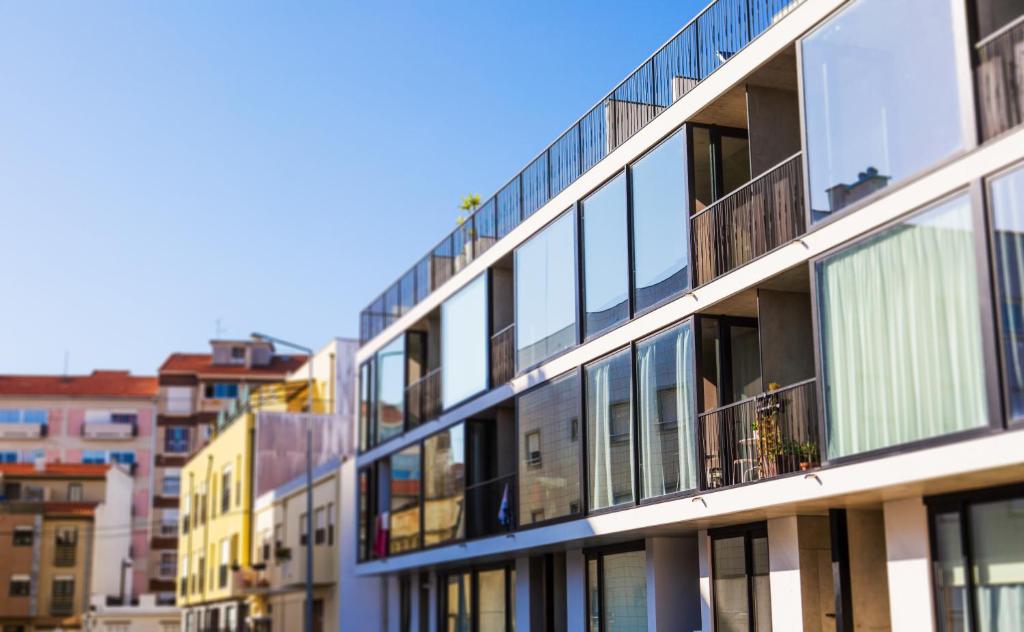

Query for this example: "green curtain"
[819,194,988,458]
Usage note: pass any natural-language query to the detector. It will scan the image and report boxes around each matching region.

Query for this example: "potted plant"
[752,383,782,478]
[455,194,481,270]
[799,441,819,471]
[778,439,802,473]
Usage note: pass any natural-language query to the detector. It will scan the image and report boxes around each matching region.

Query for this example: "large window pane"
[445,572,472,632]
[478,569,508,632]
[442,274,489,408]
[990,165,1024,419]
[631,130,689,311]
[933,511,969,632]
[637,322,697,499]
[603,550,648,632]
[424,424,465,547]
[518,372,581,525]
[818,194,987,458]
[582,174,629,335]
[586,349,634,511]
[389,445,420,554]
[515,211,578,371]
[969,498,1024,631]
[802,0,965,220]
[713,527,772,632]
[359,361,374,452]
[376,336,406,444]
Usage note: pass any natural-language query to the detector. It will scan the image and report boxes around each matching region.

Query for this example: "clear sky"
[0,0,704,376]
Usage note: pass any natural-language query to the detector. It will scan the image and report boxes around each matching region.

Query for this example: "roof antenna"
[63,350,70,378]
[215,317,226,338]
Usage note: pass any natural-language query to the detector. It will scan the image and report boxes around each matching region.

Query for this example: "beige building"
[83,594,181,632]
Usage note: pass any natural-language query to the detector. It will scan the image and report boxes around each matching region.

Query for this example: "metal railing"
[490,324,516,386]
[691,152,804,286]
[976,14,1024,141]
[697,378,818,490]
[359,0,804,345]
[406,367,442,428]
[465,473,516,538]
[54,544,77,567]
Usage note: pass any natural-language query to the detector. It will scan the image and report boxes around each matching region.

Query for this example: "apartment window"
[802,0,965,221]
[515,210,578,371]
[162,471,181,496]
[225,606,237,632]
[12,526,33,546]
[990,164,1024,420]
[67,483,83,502]
[518,371,581,526]
[159,552,177,578]
[711,524,772,632]
[161,509,179,536]
[359,360,375,451]
[182,494,191,534]
[85,409,112,424]
[390,444,422,554]
[111,452,135,468]
[376,335,406,444]
[221,465,232,513]
[327,502,335,546]
[165,427,190,453]
[817,193,988,458]
[315,507,327,545]
[205,383,239,399]
[110,412,137,425]
[54,526,78,566]
[82,450,107,464]
[439,565,515,632]
[0,409,18,423]
[631,129,689,311]
[423,423,465,546]
[929,486,1024,631]
[585,349,634,512]
[0,408,47,424]
[358,468,372,561]
[180,554,188,596]
[581,173,629,337]
[441,273,489,409]
[0,451,17,463]
[636,321,697,498]
[219,538,230,588]
[50,577,75,615]
[300,513,309,546]
[231,346,246,360]
[587,545,648,632]
[8,575,30,597]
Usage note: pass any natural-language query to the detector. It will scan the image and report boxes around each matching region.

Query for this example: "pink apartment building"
[0,370,158,600]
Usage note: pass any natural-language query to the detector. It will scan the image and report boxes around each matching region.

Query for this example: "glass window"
[206,383,239,399]
[389,444,421,554]
[712,526,772,632]
[165,427,189,453]
[442,274,489,408]
[376,336,406,444]
[478,568,508,631]
[587,548,648,632]
[990,165,1024,420]
[802,0,965,221]
[82,450,107,464]
[0,409,18,423]
[23,409,47,424]
[445,572,473,632]
[518,371,581,525]
[582,174,629,336]
[631,130,689,311]
[515,211,578,371]
[636,322,697,499]
[359,360,375,451]
[423,423,466,547]
[586,350,634,512]
[817,194,987,458]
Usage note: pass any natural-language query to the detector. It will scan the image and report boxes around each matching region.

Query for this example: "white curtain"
[590,362,614,510]
[976,585,1024,631]
[819,195,987,458]
[675,326,697,492]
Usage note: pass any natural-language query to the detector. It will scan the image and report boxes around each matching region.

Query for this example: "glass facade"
[587,548,648,632]
[582,174,629,336]
[377,336,406,444]
[445,572,472,632]
[631,130,689,311]
[390,445,421,554]
[586,350,634,511]
[518,371,581,525]
[424,423,466,547]
[818,194,988,458]
[712,526,772,632]
[636,322,697,499]
[515,211,578,371]
[359,360,374,451]
[802,0,965,220]
[990,164,1024,420]
[442,274,489,409]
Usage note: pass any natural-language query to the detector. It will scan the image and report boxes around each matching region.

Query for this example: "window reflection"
[424,424,466,547]
[376,336,406,444]
[582,174,629,336]
[442,274,489,408]
[990,165,1024,420]
[518,372,581,525]
[389,445,421,554]
[586,349,634,511]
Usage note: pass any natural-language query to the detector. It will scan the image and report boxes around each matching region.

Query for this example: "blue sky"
[0,1,703,375]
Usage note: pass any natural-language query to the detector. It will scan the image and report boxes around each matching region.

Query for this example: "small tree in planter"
[752,383,782,478]
[455,194,481,269]
[799,441,819,470]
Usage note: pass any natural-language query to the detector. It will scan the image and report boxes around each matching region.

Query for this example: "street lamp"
[251,332,314,632]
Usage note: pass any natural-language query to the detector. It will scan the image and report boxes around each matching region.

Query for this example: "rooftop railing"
[359,0,803,345]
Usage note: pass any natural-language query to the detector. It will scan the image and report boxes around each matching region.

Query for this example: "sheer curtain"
[590,362,614,510]
[819,195,987,458]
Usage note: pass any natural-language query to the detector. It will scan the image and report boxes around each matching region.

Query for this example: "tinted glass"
[423,424,465,547]
[376,336,405,444]
[802,0,965,221]
[446,572,472,632]
[631,131,689,311]
[389,445,421,554]
[478,568,508,632]
[586,349,634,511]
[517,372,581,525]
[933,511,968,632]
[359,361,373,451]
[990,165,1024,419]
[603,550,648,632]
[515,211,578,371]
[969,498,1024,631]
[582,174,629,336]
[442,274,489,408]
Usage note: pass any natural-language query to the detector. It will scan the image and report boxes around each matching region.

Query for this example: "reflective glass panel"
[990,165,1024,419]
[376,336,405,444]
[442,274,489,408]
[586,349,634,511]
[423,424,465,547]
[389,445,420,554]
[582,174,629,336]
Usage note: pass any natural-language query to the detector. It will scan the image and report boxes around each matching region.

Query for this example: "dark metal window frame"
[584,540,647,632]
[437,562,516,632]
[708,521,770,632]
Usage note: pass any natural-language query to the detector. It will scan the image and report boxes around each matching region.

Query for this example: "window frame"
[436,562,516,632]
[583,541,647,632]
[579,171,632,341]
[708,522,771,632]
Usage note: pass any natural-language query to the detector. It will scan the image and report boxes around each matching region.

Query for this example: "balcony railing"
[406,367,442,428]
[465,473,516,538]
[697,378,818,490]
[82,421,136,440]
[691,152,805,286]
[0,421,46,440]
[359,0,804,345]
[976,15,1024,141]
[490,324,516,386]
[50,596,74,616]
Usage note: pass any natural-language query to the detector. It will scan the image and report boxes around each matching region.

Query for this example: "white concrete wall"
[566,548,586,632]
[883,497,935,631]
[768,516,804,631]
[697,530,713,632]
[338,459,383,631]
[647,536,701,632]
[91,466,134,598]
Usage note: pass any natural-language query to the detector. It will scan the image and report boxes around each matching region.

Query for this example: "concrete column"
[515,556,531,632]
[337,459,383,632]
[883,497,935,632]
[566,548,586,632]
[386,574,400,632]
[646,536,701,632]
[768,516,804,631]
[697,529,713,632]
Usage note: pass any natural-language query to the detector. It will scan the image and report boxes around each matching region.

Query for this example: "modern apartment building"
[347,0,1024,631]
[0,370,159,599]
[0,463,133,632]
[152,340,304,601]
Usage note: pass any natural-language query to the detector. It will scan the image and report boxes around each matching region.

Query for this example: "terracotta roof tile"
[0,371,157,398]
[0,463,110,478]
[159,353,307,376]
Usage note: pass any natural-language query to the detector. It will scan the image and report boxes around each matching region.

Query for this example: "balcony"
[0,421,46,440]
[54,544,77,567]
[406,367,442,428]
[975,14,1024,141]
[490,324,515,387]
[698,378,819,488]
[50,595,75,617]
[82,421,136,440]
